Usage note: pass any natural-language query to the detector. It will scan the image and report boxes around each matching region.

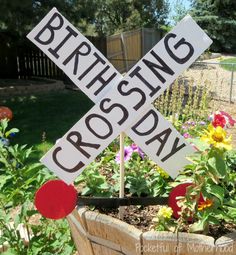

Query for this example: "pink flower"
[131,143,144,159]
[115,146,133,164]
[183,133,191,139]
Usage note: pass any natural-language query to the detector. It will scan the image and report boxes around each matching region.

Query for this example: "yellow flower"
[201,124,232,150]
[157,206,173,219]
[156,166,169,179]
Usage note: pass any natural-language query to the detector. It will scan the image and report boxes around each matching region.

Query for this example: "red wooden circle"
[35,180,77,220]
[168,183,204,219]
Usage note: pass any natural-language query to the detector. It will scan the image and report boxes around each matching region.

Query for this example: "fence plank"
[107,28,162,73]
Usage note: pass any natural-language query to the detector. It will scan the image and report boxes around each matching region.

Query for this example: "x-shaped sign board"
[27,8,212,184]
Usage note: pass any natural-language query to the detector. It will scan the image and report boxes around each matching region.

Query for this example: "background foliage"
[190,0,236,53]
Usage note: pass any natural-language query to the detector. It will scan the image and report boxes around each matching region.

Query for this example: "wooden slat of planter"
[215,232,236,255]
[67,209,94,255]
[178,232,215,255]
[91,242,123,255]
[67,217,93,255]
[142,231,178,255]
[84,210,142,255]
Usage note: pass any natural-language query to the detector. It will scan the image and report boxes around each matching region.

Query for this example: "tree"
[33,0,97,34]
[93,0,170,36]
[92,0,133,36]
[0,0,96,37]
[0,0,34,37]
[190,0,236,53]
[170,0,189,25]
[132,0,170,29]
[0,0,171,38]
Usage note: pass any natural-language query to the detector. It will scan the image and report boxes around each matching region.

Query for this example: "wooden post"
[119,132,125,219]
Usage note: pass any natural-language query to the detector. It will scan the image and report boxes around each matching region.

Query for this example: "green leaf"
[0,119,8,133]
[224,198,236,207]
[0,175,12,190]
[1,249,17,255]
[189,218,208,233]
[208,215,220,225]
[5,128,19,138]
[208,155,226,177]
[81,187,91,196]
[206,185,224,204]
[225,207,236,219]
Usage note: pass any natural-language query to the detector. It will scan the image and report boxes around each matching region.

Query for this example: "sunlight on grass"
[35,141,53,159]
[220,58,236,71]
[2,89,93,162]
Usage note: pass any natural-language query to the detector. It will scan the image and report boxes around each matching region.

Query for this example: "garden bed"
[67,207,236,255]
[1,78,236,254]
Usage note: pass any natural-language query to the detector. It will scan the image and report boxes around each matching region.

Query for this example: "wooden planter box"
[67,207,236,255]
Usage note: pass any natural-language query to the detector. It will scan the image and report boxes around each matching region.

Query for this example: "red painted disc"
[35,180,77,220]
[168,183,204,219]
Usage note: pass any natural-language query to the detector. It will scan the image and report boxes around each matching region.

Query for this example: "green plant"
[76,162,112,197]
[75,136,172,198]
[0,119,51,207]
[154,78,212,125]
[152,206,175,231]
[125,158,153,197]
[0,119,75,254]
[175,125,236,234]
[151,110,236,235]
[0,202,74,255]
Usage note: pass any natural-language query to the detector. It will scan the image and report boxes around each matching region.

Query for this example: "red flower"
[212,114,226,128]
[220,111,236,127]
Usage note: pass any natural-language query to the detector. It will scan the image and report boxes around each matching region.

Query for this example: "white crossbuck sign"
[27,8,212,184]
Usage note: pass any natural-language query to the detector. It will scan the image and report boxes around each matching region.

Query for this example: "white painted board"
[28,9,212,184]
[127,105,195,178]
[27,7,121,103]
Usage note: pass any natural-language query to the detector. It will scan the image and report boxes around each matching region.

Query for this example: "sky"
[168,0,192,25]
[169,0,191,9]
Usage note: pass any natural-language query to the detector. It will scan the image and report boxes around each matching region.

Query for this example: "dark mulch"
[98,205,160,232]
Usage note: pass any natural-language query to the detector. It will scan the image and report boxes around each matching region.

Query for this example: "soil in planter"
[94,205,236,240]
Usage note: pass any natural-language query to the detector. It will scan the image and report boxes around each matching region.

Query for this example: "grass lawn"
[220,57,236,71]
[1,89,94,161]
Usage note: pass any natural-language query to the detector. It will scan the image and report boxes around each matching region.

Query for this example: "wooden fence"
[17,45,63,80]
[0,34,107,80]
[107,28,163,73]
[0,29,161,80]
